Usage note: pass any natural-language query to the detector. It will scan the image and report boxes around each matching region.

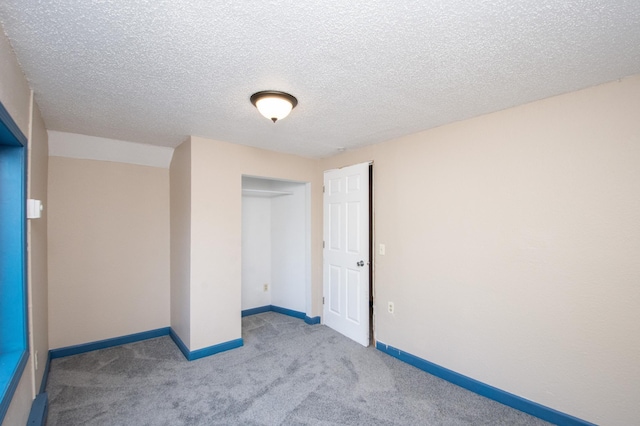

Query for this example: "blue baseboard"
[375,342,594,426]
[243,305,320,324]
[190,338,244,361]
[169,329,190,359]
[27,393,48,426]
[169,328,191,361]
[270,305,306,319]
[241,305,272,317]
[49,327,171,359]
[48,326,243,364]
[169,329,243,361]
[304,315,321,324]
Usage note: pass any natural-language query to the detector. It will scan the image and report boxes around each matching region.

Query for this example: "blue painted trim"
[242,305,320,324]
[0,351,28,423]
[39,353,51,394]
[0,101,27,147]
[0,99,28,426]
[169,329,190,360]
[376,342,595,426]
[304,315,321,325]
[270,305,306,319]
[189,338,244,361]
[27,392,48,426]
[241,305,272,317]
[169,330,243,361]
[49,327,171,359]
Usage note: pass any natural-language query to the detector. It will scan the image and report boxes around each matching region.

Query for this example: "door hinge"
[323,297,325,305]
[323,185,325,193]
[323,241,325,248]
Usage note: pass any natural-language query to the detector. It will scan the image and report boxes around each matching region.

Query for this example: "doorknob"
[357,260,365,267]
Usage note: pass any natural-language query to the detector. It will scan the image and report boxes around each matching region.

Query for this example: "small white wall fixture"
[26,199,43,219]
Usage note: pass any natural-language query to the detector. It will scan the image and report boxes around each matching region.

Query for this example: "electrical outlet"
[379,243,386,255]
[263,283,269,292]
[388,301,394,314]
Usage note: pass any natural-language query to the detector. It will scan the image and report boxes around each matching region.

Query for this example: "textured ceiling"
[1,1,640,159]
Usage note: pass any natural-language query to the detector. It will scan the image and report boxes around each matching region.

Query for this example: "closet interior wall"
[241,176,309,315]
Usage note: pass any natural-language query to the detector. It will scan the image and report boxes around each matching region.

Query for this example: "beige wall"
[320,75,640,425]
[27,98,49,394]
[0,28,30,133]
[184,136,321,350]
[48,157,170,348]
[170,139,192,347]
[0,29,49,426]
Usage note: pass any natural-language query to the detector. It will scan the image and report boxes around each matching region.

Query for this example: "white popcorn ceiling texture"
[1,1,640,159]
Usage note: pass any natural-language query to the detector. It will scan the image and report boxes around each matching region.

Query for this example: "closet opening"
[241,175,312,322]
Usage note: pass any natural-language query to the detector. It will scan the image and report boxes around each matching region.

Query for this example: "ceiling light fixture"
[250,91,298,123]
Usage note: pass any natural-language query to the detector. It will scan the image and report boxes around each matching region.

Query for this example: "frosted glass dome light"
[250,91,298,123]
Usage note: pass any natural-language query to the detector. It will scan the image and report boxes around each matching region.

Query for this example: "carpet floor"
[45,312,550,425]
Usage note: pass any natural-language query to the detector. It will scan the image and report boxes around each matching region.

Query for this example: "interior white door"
[323,162,370,347]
